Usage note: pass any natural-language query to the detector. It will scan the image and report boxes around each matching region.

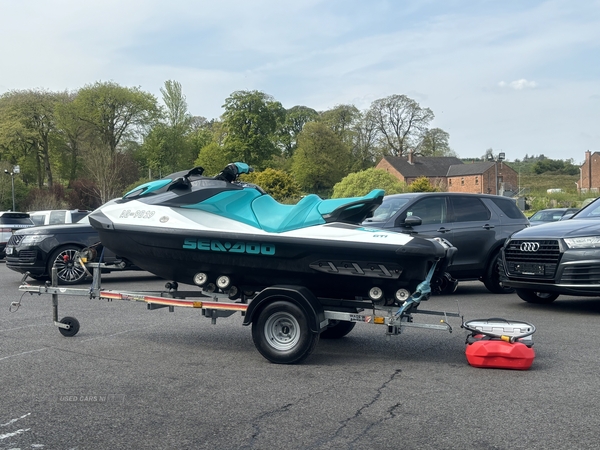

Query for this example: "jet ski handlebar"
[215,162,254,183]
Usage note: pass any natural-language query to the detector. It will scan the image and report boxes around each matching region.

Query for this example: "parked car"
[364,192,530,294]
[5,216,137,284]
[500,197,600,303]
[0,211,35,258]
[527,208,579,226]
[28,209,91,226]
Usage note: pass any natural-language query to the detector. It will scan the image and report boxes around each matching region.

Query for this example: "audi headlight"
[20,234,52,246]
[563,236,600,249]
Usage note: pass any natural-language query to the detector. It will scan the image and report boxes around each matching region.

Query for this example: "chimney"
[408,149,414,165]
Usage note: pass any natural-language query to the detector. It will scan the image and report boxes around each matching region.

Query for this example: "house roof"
[447,161,495,176]
[381,155,464,177]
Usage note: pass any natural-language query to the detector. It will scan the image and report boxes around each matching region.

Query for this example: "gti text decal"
[183,238,276,255]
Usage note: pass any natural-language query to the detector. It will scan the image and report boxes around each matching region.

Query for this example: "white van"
[29,209,90,226]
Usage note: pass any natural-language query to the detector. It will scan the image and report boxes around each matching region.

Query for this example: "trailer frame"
[18,263,462,364]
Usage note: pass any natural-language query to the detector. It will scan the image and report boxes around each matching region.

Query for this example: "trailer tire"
[252,301,319,364]
[58,316,80,337]
[320,320,356,339]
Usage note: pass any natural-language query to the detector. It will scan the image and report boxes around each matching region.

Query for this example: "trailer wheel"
[320,320,356,339]
[58,316,80,337]
[252,301,319,364]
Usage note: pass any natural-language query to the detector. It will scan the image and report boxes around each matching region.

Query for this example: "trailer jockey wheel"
[58,316,80,337]
[252,301,319,364]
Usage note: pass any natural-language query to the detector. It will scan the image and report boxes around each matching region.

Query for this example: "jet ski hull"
[90,209,450,300]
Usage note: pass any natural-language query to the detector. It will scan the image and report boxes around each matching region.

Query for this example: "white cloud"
[498,79,538,90]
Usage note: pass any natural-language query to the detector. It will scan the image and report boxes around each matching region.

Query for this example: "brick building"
[577,150,600,194]
[376,154,463,190]
[447,161,518,195]
[376,155,519,195]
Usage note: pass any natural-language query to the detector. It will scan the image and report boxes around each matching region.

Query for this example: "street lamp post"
[4,165,20,211]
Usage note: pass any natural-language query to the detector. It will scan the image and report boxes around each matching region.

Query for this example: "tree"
[417,128,455,157]
[0,89,64,188]
[277,105,318,157]
[221,90,285,169]
[367,94,434,157]
[73,81,159,203]
[135,80,198,178]
[55,91,89,184]
[194,142,232,176]
[332,168,407,198]
[291,122,351,195]
[241,168,301,202]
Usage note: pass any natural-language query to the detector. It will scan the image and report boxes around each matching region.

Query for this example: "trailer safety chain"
[9,292,27,313]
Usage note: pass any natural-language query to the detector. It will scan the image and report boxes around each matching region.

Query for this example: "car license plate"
[514,263,544,275]
[5,247,13,255]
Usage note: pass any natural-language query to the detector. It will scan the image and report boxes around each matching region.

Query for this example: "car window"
[0,215,33,225]
[572,200,600,219]
[72,211,89,222]
[488,197,525,219]
[370,198,411,222]
[49,210,67,224]
[450,196,490,222]
[403,197,446,225]
[30,215,45,225]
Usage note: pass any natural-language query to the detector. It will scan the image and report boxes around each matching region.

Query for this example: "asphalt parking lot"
[1,262,599,450]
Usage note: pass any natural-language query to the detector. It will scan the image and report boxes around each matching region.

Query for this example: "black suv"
[500,197,600,303]
[364,192,529,294]
[5,217,137,284]
[0,211,35,258]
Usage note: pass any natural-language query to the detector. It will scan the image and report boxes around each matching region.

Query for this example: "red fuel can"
[465,337,535,370]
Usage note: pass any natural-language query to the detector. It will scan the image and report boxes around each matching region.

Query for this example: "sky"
[1,0,599,163]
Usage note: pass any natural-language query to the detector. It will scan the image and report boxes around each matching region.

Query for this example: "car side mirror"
[401,216,422,228]
[560,214,574,220]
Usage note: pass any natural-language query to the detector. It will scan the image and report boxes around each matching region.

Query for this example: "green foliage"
[194,142,233,176]
[532,159,579,175]
[332,168,407,198]
[291,122,351,195]
[277,105,318,157]
[241,168,301,203]
[222,90,285,169]
[418,128,455,157]
[409,176,440,192]
[73,81,160,202]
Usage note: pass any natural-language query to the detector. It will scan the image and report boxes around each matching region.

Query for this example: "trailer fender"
[243,285,326,333]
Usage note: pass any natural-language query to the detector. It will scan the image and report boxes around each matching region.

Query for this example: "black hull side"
[91,218,446,300]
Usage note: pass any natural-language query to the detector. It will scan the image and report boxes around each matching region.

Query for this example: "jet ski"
[88,163,455,304]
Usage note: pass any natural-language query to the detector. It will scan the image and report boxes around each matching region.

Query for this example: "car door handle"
[483,224,495,230]
[436,227,451,233]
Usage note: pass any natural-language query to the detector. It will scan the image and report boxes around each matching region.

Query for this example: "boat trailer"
[17,263,462,364]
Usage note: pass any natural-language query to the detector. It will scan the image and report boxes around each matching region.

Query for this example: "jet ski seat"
[251,194,324,233]
[250,189,385,233]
